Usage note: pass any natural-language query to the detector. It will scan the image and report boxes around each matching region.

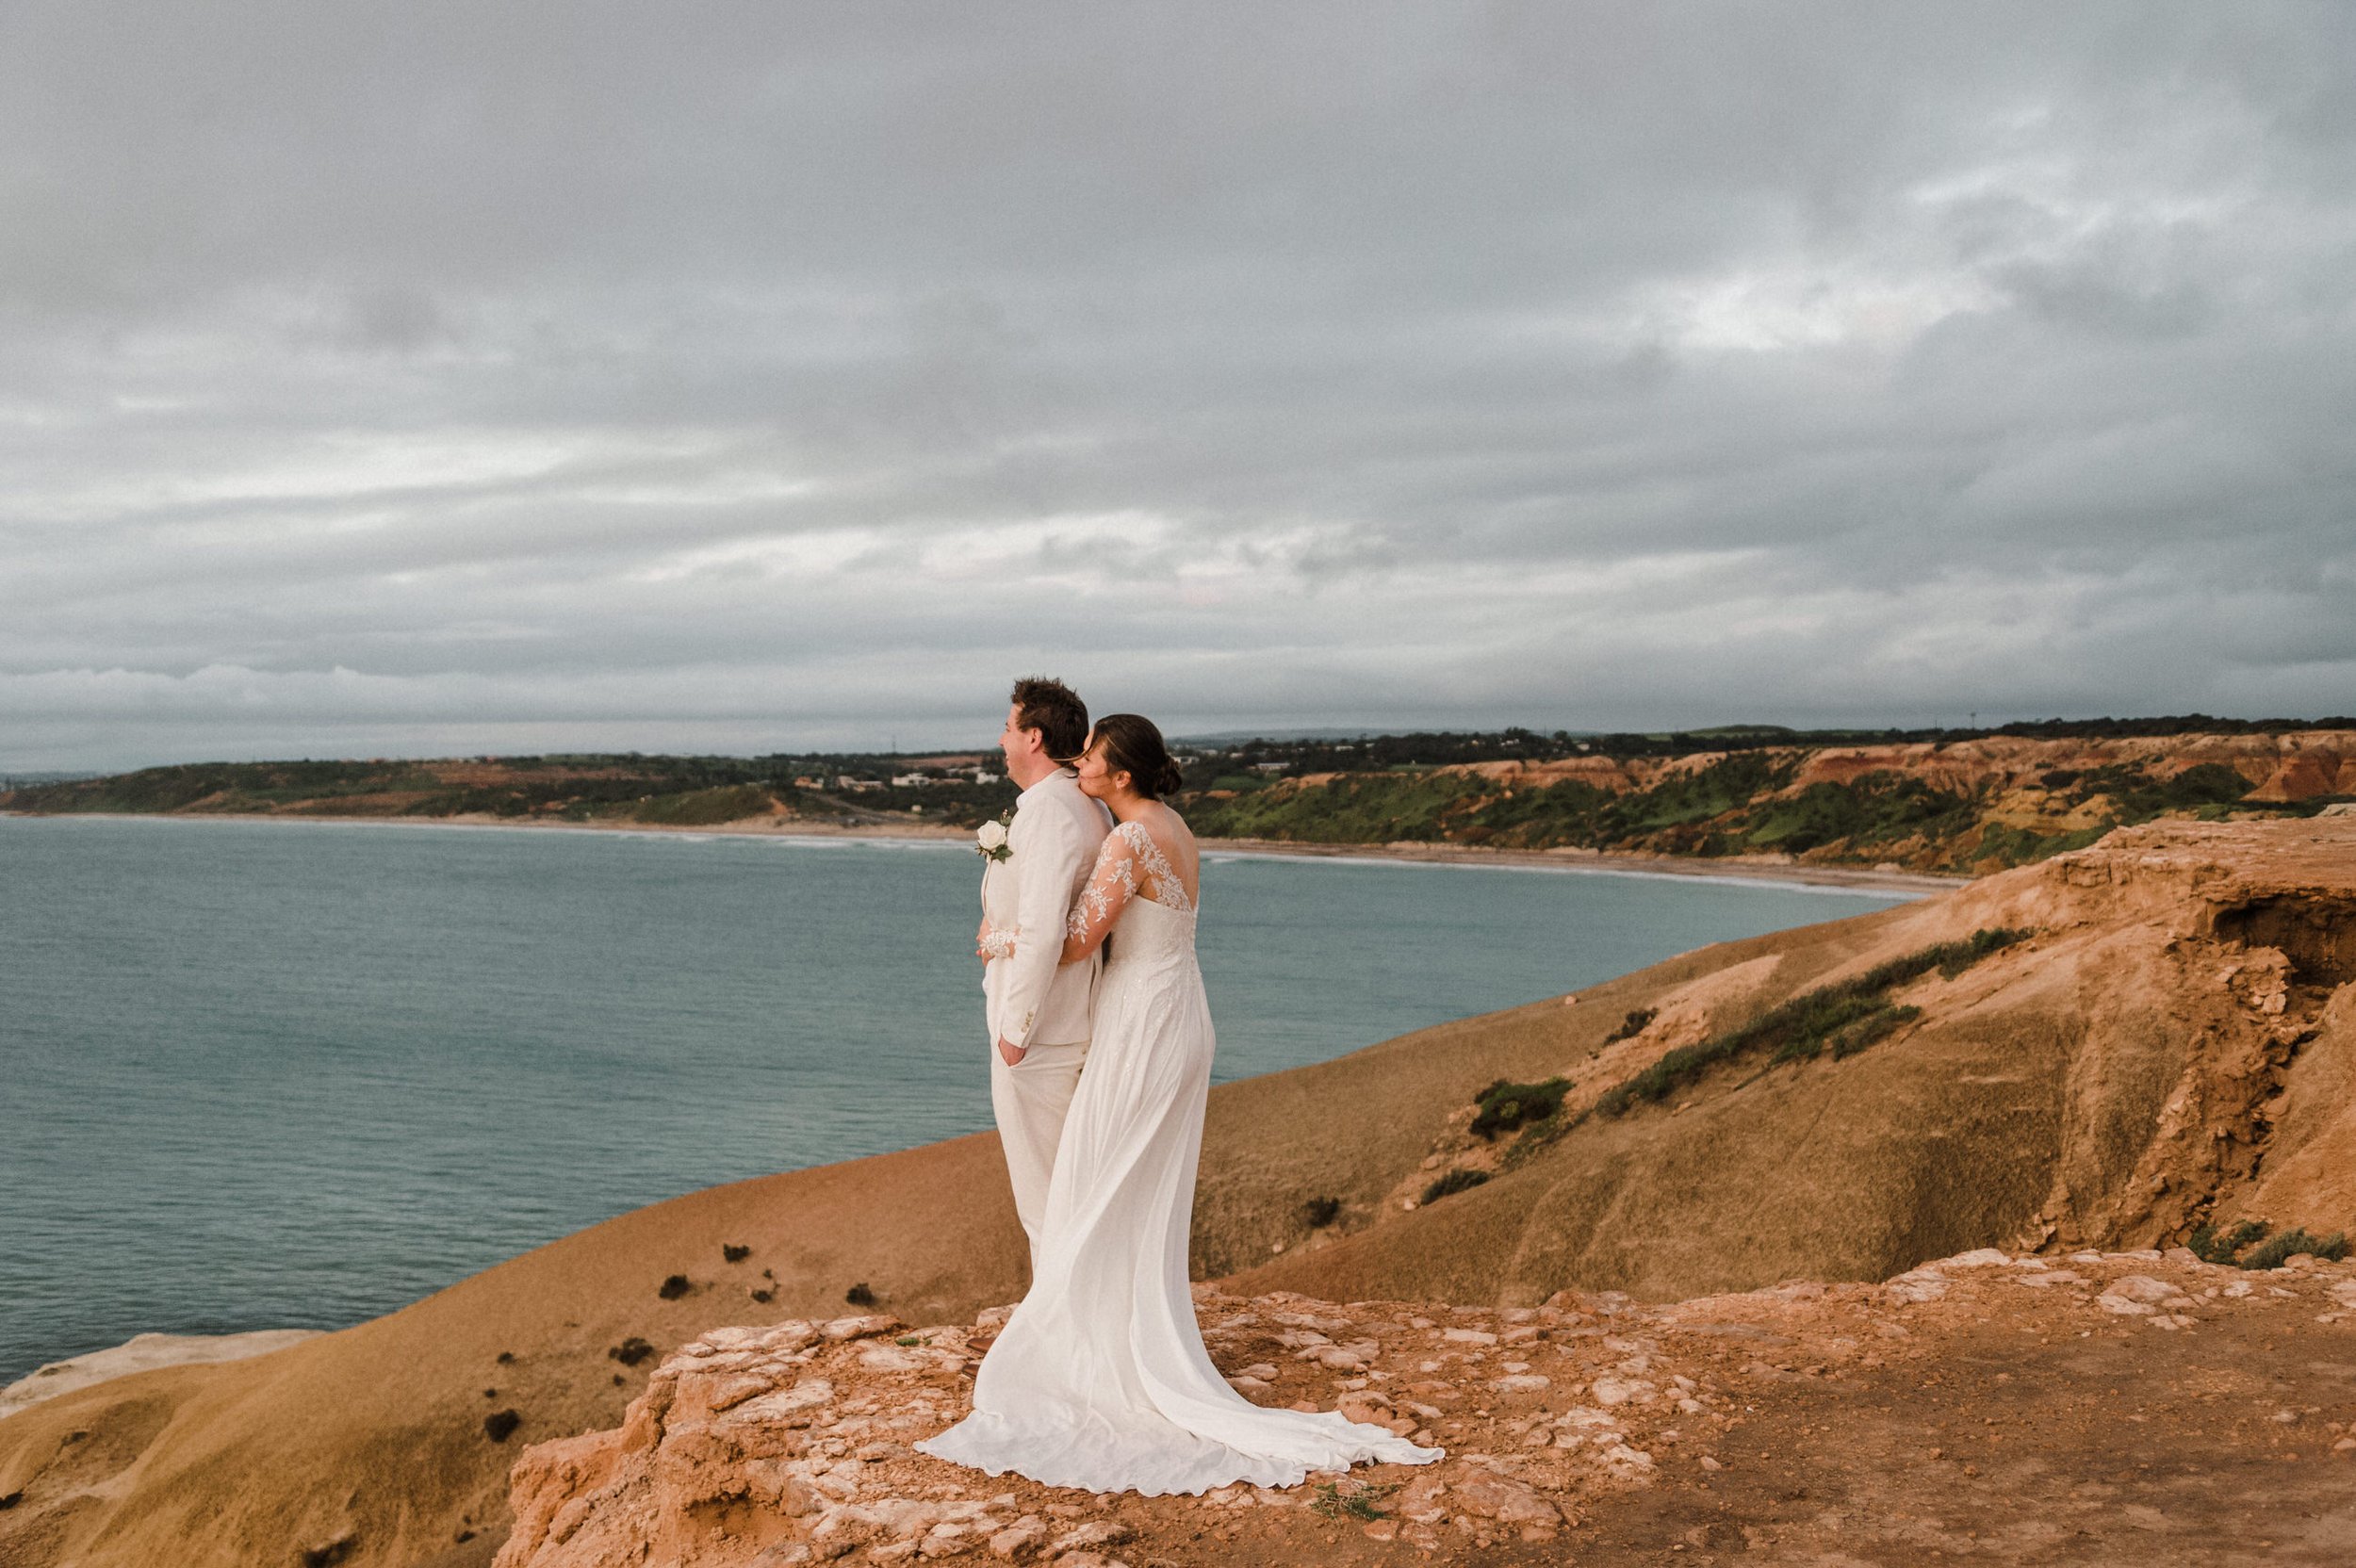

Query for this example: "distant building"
[892,773,932,788]
[1252,761,1290,774]
[836,776,884,792]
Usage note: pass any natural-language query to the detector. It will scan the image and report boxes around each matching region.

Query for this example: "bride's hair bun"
[1089,713,1186,800]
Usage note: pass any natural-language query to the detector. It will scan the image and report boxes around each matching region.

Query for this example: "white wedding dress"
[919,820,1442,1494]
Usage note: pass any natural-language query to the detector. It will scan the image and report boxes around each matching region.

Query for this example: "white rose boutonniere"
[975,811,1013,862]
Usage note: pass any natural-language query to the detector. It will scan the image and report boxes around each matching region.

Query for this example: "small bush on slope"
[2190,1219,2350,1269]
[1420,1168,1491,1204]
[1594,928,2032,1116]
[1469,1078,1570,1139]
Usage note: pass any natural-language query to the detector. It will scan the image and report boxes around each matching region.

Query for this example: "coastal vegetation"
[2185,1218,2349,1269]
[1590,927,2030,1118]
[1175,719,2354,874]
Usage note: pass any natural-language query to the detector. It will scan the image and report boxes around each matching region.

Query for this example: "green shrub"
[2239,1228,2348,1270]
[1606,1008,1656,1043]
[1830,1004,1922,1060]
[1311,1480,1400,1521]
[1595,929,2030,1114]
[1420,1168,1491,1204]
[1469,1078,1570,1139]
[2184,1218,2348,1268]
[1301,1196,1342,1229]
[2186,1218,2270,1265]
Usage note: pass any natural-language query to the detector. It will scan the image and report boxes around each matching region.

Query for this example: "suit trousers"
[989,1037,1087,1260]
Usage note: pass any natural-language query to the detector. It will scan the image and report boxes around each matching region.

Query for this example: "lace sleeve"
[1061,829,1139,962]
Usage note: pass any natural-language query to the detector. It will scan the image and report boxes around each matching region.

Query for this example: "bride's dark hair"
[1084,713,1186,800]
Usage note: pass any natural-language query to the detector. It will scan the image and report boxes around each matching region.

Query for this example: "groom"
[981,676,1113,1258]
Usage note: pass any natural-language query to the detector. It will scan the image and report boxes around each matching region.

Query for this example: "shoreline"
[2,808,1962,894]
[0,1330,320,1419]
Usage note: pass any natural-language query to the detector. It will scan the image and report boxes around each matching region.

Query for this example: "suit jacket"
[983,770,1115,1048]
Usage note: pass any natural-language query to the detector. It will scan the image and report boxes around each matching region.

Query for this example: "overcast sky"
[3,3,2351,769]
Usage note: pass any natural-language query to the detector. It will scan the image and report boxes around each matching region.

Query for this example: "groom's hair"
[1010,677,1089,762]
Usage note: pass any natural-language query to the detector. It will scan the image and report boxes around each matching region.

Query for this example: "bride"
[918,714,1442,1495]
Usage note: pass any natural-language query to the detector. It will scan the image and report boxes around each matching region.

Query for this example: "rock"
[1942,1249,2012,1268]
[705,1374,780,1412]
[1887,1269,1949,1304]
[719,1378,837,1426]
[2099,1275,2175,1316]
[1589,1375,1652,1406]
[989,1516,1047,1558]
[1442,1328,1498,1346]
[1448,1470,1562,1527]
[859,1344,936,1373]
[1051,1520,1134,1554]
[823,1315,903,1342]
[1493,1374,1551,1394]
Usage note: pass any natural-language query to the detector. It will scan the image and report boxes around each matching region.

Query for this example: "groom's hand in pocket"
[996,1037,1028,1067]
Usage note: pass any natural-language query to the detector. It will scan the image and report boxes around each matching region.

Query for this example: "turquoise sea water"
[0,815,1910,1382]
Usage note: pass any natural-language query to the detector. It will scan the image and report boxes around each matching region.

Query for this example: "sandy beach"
[1,808,1961,894]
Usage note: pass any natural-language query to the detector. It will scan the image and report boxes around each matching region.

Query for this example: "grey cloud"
[3,2,2353,769]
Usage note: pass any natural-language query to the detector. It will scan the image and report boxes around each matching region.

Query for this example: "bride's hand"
[976,920,1014,962]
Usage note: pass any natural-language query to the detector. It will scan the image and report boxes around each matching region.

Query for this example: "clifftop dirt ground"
[493,1250,2356,1568]
[2,817,2351,1566]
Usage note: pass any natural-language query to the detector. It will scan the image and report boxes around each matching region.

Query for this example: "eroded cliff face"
[1231,818,2356,1308]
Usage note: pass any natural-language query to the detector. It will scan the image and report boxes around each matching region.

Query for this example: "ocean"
[0,814,1911,1382]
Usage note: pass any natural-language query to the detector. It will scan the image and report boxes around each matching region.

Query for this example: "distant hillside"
[1183,729,2355,875]
[8,723,2352,874]
[0,753,1013,831]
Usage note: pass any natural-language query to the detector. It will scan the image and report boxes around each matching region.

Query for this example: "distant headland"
[8,716,2350,878]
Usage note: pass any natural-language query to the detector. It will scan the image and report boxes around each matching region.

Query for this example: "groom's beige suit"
[983,768,1113,1256]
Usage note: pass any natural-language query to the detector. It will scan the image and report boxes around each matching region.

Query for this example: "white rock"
[720,1378,838,1425]
[1887,1270,1949,1304]
[2102,1275,2174,1304]
[1443,1328,1498,1346]
[1589,1376,1653,1406]
[1052,1520,1135,1554]
[824,1315,903,1342]
[989,1517,1046,1559]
